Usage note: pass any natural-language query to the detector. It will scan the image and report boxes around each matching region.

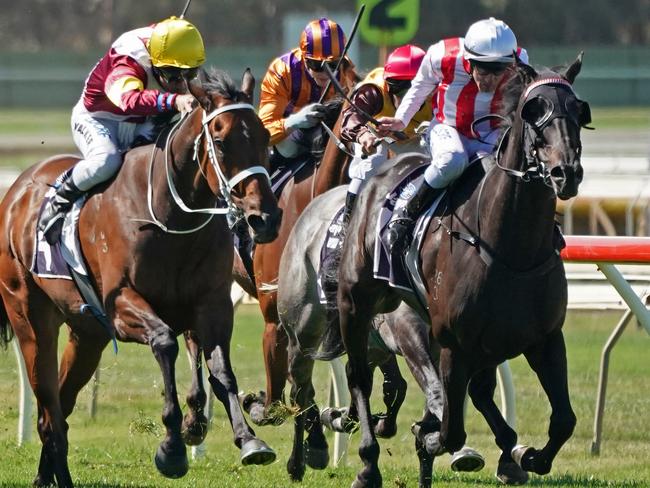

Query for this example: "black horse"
[332,55,589,487]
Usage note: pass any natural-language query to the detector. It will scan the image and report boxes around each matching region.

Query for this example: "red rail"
[562,236,650,263]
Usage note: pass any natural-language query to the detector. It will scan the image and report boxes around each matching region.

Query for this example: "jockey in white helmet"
[377,18,528,253]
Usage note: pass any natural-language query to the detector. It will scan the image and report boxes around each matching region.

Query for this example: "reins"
[132,102,270,234]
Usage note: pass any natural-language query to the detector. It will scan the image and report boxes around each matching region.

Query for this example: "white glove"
[284,103,327,130]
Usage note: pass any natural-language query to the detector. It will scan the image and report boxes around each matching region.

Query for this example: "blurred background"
[0,0,649,237]
[1,0,650,107]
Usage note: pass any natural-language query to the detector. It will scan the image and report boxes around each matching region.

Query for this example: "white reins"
[133,103,270,234]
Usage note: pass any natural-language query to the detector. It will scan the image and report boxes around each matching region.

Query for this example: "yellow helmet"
[148,17,205,68]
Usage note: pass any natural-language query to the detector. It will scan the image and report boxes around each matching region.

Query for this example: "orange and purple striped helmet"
[299,18,346,61]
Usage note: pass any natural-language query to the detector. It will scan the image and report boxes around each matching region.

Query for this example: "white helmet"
[464,17,517,63]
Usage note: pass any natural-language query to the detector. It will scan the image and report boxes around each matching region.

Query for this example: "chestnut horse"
[242,104,351,424]
[333,57,589,487]
[0,69,281,488]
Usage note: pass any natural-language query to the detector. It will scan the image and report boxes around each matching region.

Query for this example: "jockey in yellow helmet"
[38,17,205,244]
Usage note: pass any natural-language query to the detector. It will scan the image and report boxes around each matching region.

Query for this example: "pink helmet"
[383,44,426,80]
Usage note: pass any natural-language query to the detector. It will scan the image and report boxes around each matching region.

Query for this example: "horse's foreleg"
[340,293,382,488]
[114,289,187,478]
[468,368,527,484]
[198,297,276,466]
[286,341,328,481]
[262,318,289,404]
[373,355,407,438]
[438,347,468,454]
[517,329,576,476]
[181,331,209,446]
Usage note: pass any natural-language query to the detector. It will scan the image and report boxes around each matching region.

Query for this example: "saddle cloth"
[31,173,89,279]
[373,166,445,292]
[317,205,346,305]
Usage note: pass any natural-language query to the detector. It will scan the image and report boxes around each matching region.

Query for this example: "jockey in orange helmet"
[338,44,431,224]
[258,17,356,169]
[38,17,205,244]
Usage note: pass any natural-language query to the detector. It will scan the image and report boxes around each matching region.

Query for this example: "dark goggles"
[305,58,339,73]
[385,78,412,96]
[470,61,509,76]
[155,66,199,84]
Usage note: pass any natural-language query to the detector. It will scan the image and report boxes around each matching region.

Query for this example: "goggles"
[471,61,509,76]
[385,78,412,96]
[305,58,339,73]
[156,66,199,84]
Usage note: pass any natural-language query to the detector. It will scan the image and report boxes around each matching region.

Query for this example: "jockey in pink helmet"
[378,18,528,253]
[338,44,430,225]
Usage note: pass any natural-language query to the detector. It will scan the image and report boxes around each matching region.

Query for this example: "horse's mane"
[499,64,565,127]
[202,68,245,101]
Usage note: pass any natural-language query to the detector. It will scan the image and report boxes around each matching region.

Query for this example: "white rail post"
[328,357,350,466]
[13,337,32,445]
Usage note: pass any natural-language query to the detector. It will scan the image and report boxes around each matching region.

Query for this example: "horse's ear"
[561,51,584,84]
[187,77,213,112]
[241,68,255,103]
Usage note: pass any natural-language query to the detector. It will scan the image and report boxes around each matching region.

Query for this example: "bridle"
[134,102,270,234]
[492,77,589,187]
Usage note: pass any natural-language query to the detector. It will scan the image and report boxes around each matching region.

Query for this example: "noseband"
[135,103,271,234]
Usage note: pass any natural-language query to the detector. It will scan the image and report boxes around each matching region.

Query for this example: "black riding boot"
[38,175,85,244]
[386,180,440,254]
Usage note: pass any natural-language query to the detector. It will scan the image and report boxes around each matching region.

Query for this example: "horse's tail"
[311,308,346,361]
[0,297,13,348]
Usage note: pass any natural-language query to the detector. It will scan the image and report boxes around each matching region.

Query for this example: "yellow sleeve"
[106,76,145,109]
[258,58,293,146]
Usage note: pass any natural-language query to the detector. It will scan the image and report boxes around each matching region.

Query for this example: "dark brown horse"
[0,69,281,488]
[333,57,589,487]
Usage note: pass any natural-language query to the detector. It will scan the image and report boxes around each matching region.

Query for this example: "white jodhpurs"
[69,101,155,191]
[423,121,498,189]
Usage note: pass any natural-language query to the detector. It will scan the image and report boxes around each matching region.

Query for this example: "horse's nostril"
[247,214,264,232]
[575,165,584,183]
[550,166,565,179]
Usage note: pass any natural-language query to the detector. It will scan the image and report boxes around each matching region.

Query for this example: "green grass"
[0,306,648,487]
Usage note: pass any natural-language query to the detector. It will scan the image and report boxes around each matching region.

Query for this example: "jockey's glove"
[284,103,327,130]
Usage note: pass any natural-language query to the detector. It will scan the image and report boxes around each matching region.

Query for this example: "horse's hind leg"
[198,295,276,466]
[286,341,328,481]
[181,331,209,446]
[468,368,527,484]
[6,297,73,487]
[516,329,576,476]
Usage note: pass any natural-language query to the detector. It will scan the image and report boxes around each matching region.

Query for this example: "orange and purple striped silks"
[299,18,346,61]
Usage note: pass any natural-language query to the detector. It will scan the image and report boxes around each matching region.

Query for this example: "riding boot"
[38,174,85,245]
[386,180,440,254]
[340,191,357,226]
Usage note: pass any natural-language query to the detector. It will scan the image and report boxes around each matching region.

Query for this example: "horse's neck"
[313,118,349,196]
[480,121,557,266]
[154,110,216,217]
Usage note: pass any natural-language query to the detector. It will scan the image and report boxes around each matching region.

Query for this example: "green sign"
[358,0,420,47]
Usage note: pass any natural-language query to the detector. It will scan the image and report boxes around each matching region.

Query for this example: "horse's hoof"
[496,460,529,485]
[373,415,397,438]
[241,438,276,466]
[33,473,55,487]
[305,441,330,470]
[511,445,537,471]
[351,472,382,488]
[154,444,189,478]
[181,412,209,446]
[240,390,265,413]
[450,446,485,472]
[287,456,306,482]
